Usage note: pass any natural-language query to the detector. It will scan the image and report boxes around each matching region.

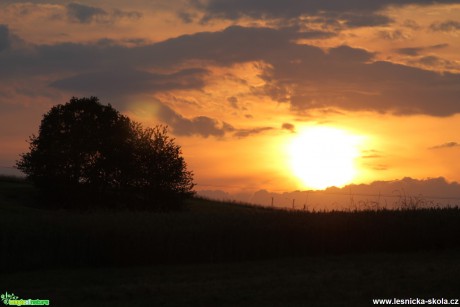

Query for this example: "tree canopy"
[16,96,194,209]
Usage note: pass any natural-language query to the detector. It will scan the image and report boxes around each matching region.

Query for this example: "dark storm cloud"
[0,38,143,79]
[65,2,142,24]
[430,20,460,32]
[67,2,107,23]
[0,25,10,52]
[51,68,208,96]
[153,101,234,138]
[137,25,333,67]
[0,41,119,78]
[429,142,460,150]
[297,11,392,29]
[2,25,460,117]
[259,43,460,116]
[0,25,327,78]
[192,0,457,25]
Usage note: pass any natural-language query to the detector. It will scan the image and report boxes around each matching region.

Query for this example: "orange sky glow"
[1,0,460,200]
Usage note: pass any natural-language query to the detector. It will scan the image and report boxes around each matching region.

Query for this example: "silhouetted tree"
[16,96,194,209]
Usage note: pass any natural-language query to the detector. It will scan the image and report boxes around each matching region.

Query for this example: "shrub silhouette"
[16,96,194,209]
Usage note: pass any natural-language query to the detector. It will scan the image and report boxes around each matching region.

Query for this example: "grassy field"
[2,251,460,306]
[1,176,460,306]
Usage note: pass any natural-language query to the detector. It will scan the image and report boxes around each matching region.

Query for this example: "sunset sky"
[2,0,460,194]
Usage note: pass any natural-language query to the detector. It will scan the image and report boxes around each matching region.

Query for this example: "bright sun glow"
[288,126,361,190]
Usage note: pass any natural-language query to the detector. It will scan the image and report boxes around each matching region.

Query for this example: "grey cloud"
[227,96,239,109]
[430,43,449,49]
[0,26,324,78]
[195,0,362,19]
[430,20,460,32]
[298,31,336,40]
[112,9,142,20]
[66,2,142,24]
[419,56,444,66]
[154,101,234,138]
[0,38,136,81]
[429,142,460,149]
[395,44,448,56]
[395,47,425,56]
[262,43,460,116]
[0,25,10,52]
[192,0,456,26]
[139,25,333,67]
[327,45,374,63]
[411,55,460,71]
[177,11,197,23]
[304,12,391,30]
[3,0,73,3]
[157,106,273,137]
[51,68,208,97]
[3,25,460,117]
[139,26,286,66]
[67,2,107,23]
[341,13,392,28]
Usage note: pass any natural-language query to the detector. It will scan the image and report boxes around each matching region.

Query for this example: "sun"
[288,126,361,190]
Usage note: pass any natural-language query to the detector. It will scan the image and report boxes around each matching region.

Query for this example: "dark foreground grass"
[1,176,460,306]
[2,197,460,272]
[1,251,459,306]
[1,176,460,272]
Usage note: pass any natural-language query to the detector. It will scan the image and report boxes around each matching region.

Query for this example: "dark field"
[2,251,460,306]
[1,176,459,306]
